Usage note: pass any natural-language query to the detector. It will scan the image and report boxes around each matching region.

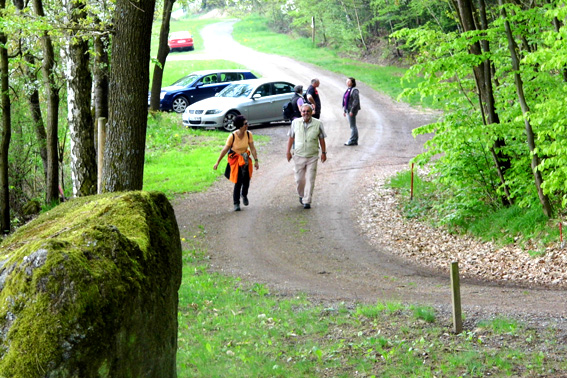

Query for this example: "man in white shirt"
[286,104,327,209]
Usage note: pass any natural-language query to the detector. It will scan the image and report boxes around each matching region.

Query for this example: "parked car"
[168,31,194,52]
[149,70,257,113]
[182,78,296,131]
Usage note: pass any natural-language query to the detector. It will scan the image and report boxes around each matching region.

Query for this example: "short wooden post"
[410,163,414,201]
[97,117,107,194]
[451,261,463,334]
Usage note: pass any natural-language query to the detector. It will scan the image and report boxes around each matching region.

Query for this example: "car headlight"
[205,109,223,115]
[160,92,166,100]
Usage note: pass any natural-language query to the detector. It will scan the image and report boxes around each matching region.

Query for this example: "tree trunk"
[63,0,97,197]
[149,0,176,111]
[32,0,60,204]
[499,0,553,217]
[0,0,11,234]
[455,0,512,205]
[93,32,110,122]
[23,53,48,177]
[103,0,156,192]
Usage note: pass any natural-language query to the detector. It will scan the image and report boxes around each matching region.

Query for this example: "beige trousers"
[293,155,319,204]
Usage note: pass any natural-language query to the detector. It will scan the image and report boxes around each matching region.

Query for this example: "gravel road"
[172,21,567,329]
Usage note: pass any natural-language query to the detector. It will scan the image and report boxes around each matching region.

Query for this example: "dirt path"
[172,21,566,327]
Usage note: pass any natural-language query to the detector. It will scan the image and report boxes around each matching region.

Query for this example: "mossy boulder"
[0,191,182,378]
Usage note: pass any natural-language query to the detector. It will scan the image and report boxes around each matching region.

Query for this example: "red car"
[168,31,194,52]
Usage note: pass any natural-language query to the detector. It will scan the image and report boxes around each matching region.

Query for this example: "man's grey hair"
[310,78,319,85]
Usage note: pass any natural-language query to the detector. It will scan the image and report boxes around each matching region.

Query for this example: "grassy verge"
[175,229,567,377]
[144,112,267,197]
[232,14,428,107]
[386,170,560,249]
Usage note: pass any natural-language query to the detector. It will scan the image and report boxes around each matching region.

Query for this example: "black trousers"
[233,166,250,205]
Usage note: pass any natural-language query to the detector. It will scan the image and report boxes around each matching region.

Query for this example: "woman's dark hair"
[233,115,246,129]
[349,77,356,87]
[294,85,303,94]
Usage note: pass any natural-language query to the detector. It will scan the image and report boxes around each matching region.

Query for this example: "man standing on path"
[306,78,322,119]
[286,104,327,209]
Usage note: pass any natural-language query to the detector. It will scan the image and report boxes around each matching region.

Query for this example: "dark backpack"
[282,99,295,120]
[283,94,301,120]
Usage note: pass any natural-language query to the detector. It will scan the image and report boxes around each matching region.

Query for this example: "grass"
[175,230,567,377]
[232,14,429,107]
[143,112,267,197]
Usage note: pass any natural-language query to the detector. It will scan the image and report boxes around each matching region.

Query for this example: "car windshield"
[218,83,254,98]
[171,74,200,87]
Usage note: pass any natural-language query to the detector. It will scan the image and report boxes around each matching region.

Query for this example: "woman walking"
[342,77,361,146]
[213,115,259,211]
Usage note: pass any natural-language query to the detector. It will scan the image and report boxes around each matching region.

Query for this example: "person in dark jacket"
[306,78,321,119]
[342,77,361,146]
[291,85,305,120]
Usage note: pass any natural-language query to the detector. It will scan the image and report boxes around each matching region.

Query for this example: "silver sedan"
[182,79,296,131]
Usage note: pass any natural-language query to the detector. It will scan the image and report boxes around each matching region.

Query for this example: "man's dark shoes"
[344,142,358,146]
[234,204,241,211]
[299,197,303,205]
[303,203,311,209]
[242,195,249,206]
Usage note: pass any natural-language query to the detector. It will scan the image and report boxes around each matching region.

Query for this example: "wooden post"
[451,261,463,334]
[97,117,107,194]
[410,163,414,201]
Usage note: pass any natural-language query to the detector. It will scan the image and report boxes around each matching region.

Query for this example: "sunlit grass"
[232,14,427,106]
[175,233,567,377]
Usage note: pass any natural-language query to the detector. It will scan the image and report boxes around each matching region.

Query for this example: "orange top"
[227,151,253,183]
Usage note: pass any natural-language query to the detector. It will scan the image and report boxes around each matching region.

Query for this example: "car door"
[246,83,277,123]
[190,74,222,103]
[270,82,295,121]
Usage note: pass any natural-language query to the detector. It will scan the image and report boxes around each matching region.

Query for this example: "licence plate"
[189,117,201,122]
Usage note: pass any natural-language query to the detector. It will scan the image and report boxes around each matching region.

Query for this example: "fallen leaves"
[356,167,566,288]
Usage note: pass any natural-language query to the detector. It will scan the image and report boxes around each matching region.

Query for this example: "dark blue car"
[150,69,257,113]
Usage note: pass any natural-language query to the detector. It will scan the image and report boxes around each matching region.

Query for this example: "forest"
[1,0,566,235]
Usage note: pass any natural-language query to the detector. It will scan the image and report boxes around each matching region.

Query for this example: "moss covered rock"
[0,191,182,378]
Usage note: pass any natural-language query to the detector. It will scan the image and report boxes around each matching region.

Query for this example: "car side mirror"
[253,94,261,100]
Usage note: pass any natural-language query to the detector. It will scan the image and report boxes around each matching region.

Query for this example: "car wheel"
[222,111,239,132]
[172,96,189,113]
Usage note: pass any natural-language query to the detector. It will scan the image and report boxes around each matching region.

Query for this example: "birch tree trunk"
[63,0,97,197]
[103,0,156,191]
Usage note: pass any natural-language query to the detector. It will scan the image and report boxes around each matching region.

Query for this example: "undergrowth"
[386,169,561,249]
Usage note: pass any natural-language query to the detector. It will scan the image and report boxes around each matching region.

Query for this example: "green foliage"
[411,305,436,323]
[233,14,428,106]
[387,169,560,247]
[393,2,567,217]
[478,317,520,335]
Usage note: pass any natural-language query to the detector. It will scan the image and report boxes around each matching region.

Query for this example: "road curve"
[172,21,567,326]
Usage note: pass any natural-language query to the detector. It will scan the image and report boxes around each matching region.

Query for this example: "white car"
[182,78,296,131]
